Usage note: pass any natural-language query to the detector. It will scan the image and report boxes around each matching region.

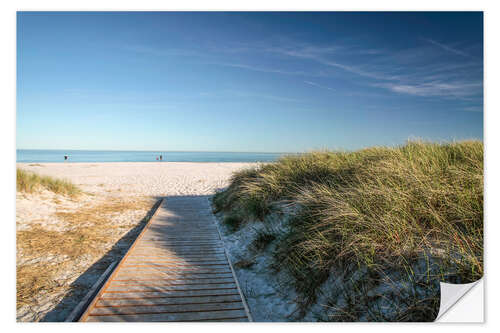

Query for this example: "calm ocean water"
[17,149,286,163]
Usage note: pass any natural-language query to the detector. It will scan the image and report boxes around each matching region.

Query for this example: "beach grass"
[213,140,483,320]
[17,168,81,197]
[16,197,154,309]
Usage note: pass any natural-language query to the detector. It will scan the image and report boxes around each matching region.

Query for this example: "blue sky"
[17,12,483,152]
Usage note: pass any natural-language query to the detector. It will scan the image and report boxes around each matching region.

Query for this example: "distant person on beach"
[160,155,163,161]
[64,155,68,161]
[156,157,159,161]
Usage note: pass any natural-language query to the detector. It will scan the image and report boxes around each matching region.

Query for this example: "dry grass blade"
[17,168,81,197]
[17,197,154,310]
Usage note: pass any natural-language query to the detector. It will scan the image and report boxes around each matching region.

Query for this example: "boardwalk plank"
[100,288,240,299]
[105,283,236,292]
[85,309,247,322]
[90,301,244,315]
[123,260,228,265]
[96,294,243,307]
[112,272,234,280]
[125,255,228,261]
[117,268,232,274]
[110,277,236,285]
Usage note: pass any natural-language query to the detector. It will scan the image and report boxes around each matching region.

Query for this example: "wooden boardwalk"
[79,196,251,322]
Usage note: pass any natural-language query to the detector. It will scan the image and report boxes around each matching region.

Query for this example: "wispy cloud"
[304,81,336,92]
[218,63,316,76]
[229,91,301,103]
[264,44,399,81]
[374,81,483,98]
[266,44,342,58]
[120,44,198,57]
[268,40,483,98]
[422,38,473,58]
[120,37,482,100]
[462,106,483,112]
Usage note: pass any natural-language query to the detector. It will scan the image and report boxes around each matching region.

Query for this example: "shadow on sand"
[42,196,166,321]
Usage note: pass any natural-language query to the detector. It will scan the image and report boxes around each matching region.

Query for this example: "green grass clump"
[251,229,276,251]
[212,140,483,320]
[223,214,244,232]
[17,168,81,197]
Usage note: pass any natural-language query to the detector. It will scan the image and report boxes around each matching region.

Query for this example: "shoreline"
[17,161,265,164]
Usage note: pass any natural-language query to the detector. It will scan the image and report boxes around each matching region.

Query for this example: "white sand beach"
[16,162,255,321]
[18,162,256,197]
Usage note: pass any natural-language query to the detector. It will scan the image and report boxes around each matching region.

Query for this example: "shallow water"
[17,149,286,163]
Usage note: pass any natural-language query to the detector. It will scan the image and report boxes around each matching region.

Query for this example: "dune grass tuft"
[251,229,276,251]
[222,214,244,232]
[213,140,483,320]
[17,168,81,197]
[16,197,155,309]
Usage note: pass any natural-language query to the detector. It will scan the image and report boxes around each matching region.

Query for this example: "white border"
[3,1,497,332]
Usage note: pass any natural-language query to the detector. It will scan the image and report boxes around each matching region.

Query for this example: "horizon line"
[16,148,298,154]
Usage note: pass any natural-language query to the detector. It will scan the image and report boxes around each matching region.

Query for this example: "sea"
[16,149,287,163]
